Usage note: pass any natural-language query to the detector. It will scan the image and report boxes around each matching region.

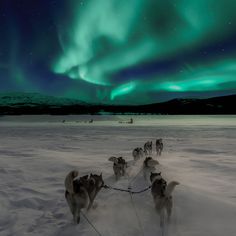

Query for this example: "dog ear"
[100,173,102,177]
[83,175,88,180]
[109,156,117,163]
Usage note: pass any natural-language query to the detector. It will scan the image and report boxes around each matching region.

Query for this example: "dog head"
[139,148,144,156]
[137,147,143,153]
[109,156,118,164]
[150,172,162,183]
[79,175,89,184]
[118,156,126,165]
[89,173,104,189]
[72,174,89,193]
[146,156,153,161]
[156,139,163,144]
[144,156,152,166]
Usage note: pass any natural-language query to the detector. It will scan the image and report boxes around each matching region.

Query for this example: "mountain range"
[0,92,235,115]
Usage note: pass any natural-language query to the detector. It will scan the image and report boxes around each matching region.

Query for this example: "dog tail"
[65,170,79,194]
[164,181,179,197]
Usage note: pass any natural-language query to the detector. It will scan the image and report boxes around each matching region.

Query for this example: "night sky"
[0,0,236,105]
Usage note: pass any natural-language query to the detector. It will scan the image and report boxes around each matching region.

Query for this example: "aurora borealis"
[0,0,236,104]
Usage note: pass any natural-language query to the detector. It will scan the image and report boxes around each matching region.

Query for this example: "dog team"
[64,138,179,226]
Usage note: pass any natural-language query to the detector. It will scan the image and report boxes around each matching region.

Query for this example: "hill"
[0,92,235,115]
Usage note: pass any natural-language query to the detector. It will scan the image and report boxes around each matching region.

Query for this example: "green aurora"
[0,0,236,104]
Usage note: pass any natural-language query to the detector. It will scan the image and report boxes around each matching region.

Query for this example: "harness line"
[128,189,145,236]
[160,209,165,236]
[102,157,153,235]
[81,211,103,236]
[128,165,144,186]
[127,162,146,236]
[103,161,151,194]
[103,184,151,194]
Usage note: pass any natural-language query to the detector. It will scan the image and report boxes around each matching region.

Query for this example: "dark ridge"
[0,93,235,115]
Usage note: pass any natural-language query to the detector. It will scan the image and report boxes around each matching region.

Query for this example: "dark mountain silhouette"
[0,92,235,115]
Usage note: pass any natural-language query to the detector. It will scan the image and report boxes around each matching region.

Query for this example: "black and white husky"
[64,170,104,224]
[132,147,144,160]
[150,172,179,226]
[109,156,128,180]
[144,141,152,155]
[156,139,163,156]
[143,157,159,180]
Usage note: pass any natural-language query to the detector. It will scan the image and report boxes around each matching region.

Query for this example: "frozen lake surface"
[0,115,236,236]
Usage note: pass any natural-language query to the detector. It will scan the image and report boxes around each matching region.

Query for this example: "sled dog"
[132,147,144,160]
[150,172,179,226]
[109,156,128,180]
[143,157,159,180]
[156,139,163,156]
[64,170,104,224]
[144,141,152,155]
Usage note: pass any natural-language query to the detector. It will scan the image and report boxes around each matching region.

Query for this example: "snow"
[0,115,236,236]
[0,92,85,107]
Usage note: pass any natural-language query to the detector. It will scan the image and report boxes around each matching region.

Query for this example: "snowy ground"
[0,115,236,236]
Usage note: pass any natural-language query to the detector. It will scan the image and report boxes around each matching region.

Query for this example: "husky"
[86,173,104,210]
[132,147,144,160]
[150,172,179,226]
[144,141,152,155]
[109,156,128,180]
[64,170,89,224]
[156,139,163,156]
[64,170,104,224]
[143,157,159,180]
